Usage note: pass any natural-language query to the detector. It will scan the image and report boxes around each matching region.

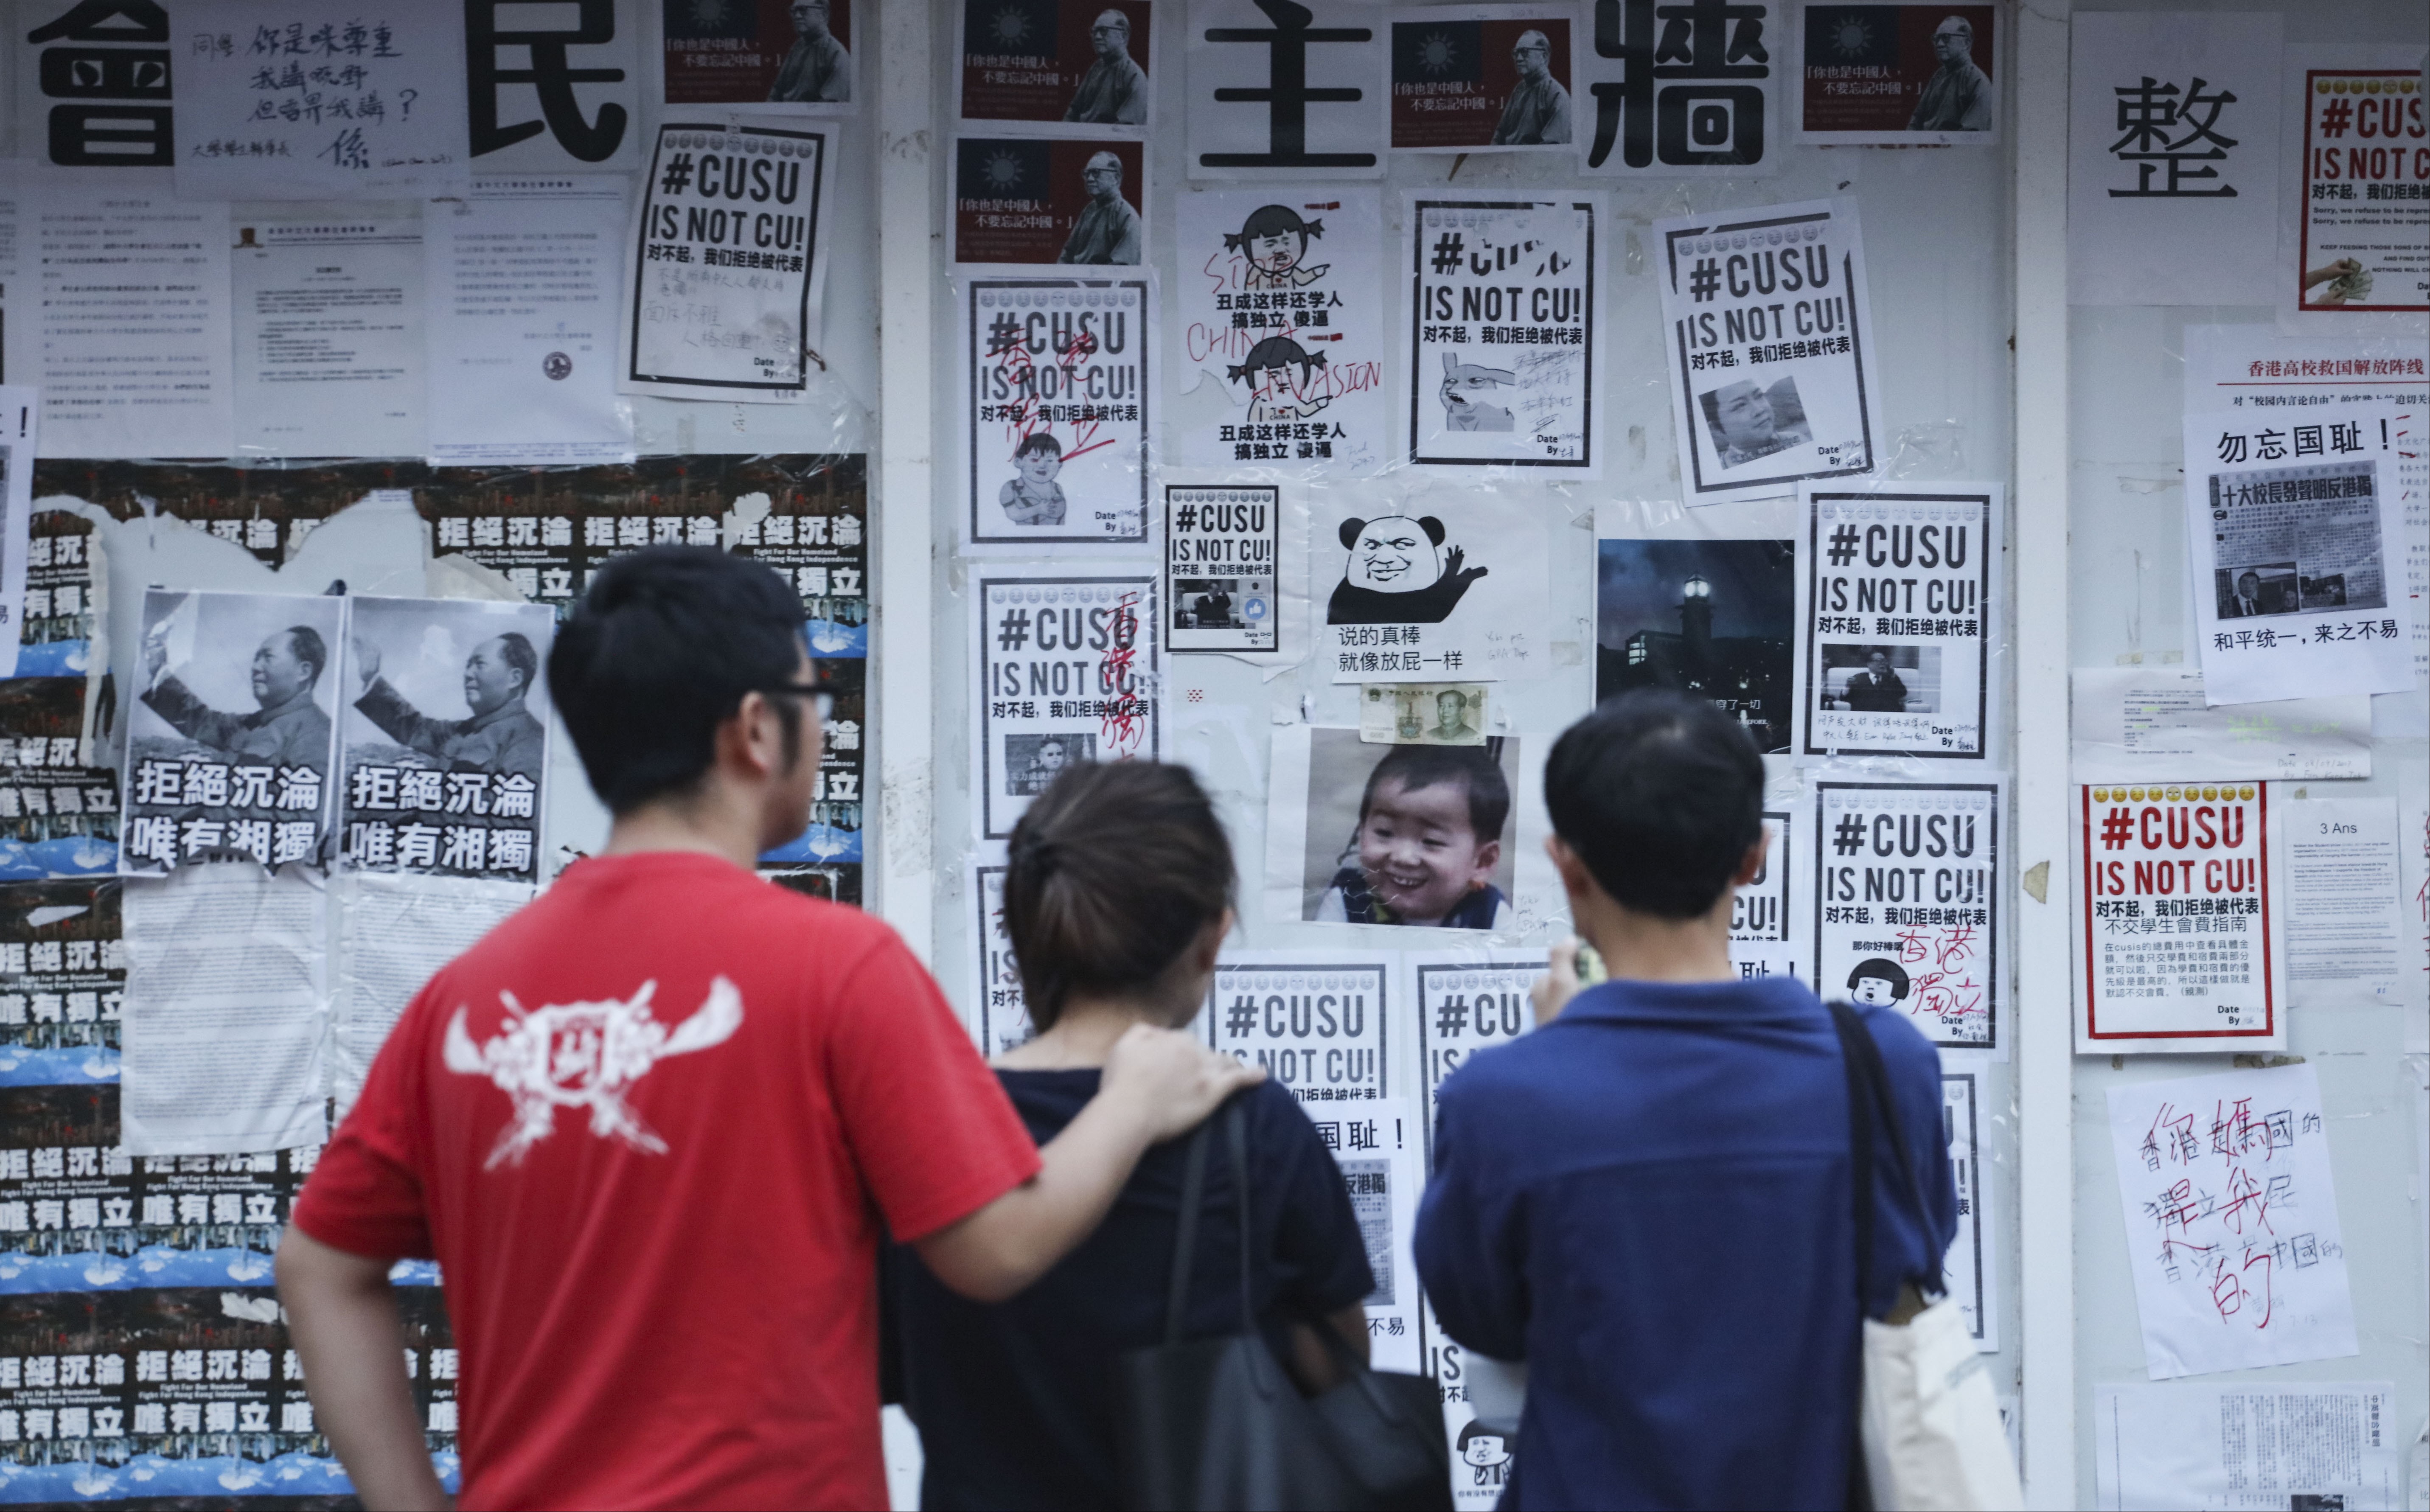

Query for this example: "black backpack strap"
[1825,1000,1879,1315]
[1226,1100,1254,1335]
[1162,1119,1214,1346]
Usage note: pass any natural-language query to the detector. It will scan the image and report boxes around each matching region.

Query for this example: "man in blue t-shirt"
[1415,689,1957,1509]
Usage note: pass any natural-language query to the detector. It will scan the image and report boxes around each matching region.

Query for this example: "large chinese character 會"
[28,0,173,168]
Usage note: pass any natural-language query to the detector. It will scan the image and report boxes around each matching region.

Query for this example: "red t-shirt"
[293,852,1040,1510]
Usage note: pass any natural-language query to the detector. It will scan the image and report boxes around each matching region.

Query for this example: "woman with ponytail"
[891,760,1376,1511]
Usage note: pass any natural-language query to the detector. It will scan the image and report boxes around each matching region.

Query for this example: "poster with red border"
[2293,63,2427,316]
[2075,781,2288,1052]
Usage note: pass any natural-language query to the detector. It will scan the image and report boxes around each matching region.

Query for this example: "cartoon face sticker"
[1846,957,1910,1007]
[1439,354,1516,432]
[1346,515,1440,591]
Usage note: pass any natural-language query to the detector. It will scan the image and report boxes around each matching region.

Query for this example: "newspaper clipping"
[1405,196,1600,471]
[1165,485,1280,654]
[1796,4,1999,146]
[957,0,1153,129]
[973,863,1034,1055]
[1207,952,1391,1103]
[1796,485,1998,760]
[2076,781,2286,1052]
[974,575,1159,840]
[954,138,1147,265]
[1815,780,2001,1051]
[0,679,118,880]
[2184,408,2413,705]
[1314,492,1552,684]
[1174,188,1388,472]
[1388,7,1577,153]
[121,592,342,878]
[965,279,1153,547]
[625,121,831,400]
[337,598,554,883]
[1655,199,1883,502]
[1328,1096,1421,1372]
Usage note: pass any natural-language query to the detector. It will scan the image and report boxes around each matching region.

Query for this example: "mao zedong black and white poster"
[1405,196,1600,472]
[339,598,555,882]
[1186,0,1388,180]
[1815,779,2001,1051]
[122,591,343,877]
[975,575,1159,840]
[1315,494,1549,683]
[1795,484,2000,760]
[625,122,831,401]
[965,279,1153,547]
[1655,198,1883,503]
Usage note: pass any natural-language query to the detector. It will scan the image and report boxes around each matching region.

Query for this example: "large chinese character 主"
[465,0,626,164]
[2107,76,2239,199]
[1198,0,1377,171]
[1588,0,1768,171]
[28,0,173,168]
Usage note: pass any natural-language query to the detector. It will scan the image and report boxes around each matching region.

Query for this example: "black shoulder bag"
[1111,1102,1453,1512]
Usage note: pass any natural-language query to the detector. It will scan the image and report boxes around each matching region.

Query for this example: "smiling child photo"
[1290,728,1521,931]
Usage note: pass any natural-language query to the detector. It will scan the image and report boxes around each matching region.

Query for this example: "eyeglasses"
[760,683,839,721]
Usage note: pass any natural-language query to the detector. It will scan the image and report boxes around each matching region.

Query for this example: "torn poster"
[1940,1072,1998,1351]
[122,592,343,879]
[174,4,471,201]
[1206,951,1391,1103]
[1731,808,1807,988]
[974,575,1158,840]
[1411,952,1541,1157]
[2069,668,2372,783]
[33,196,235,460]
[334,873,530,1114]
[1656,198,1881,502]
[2279,797,2405,1009]
[625,121,831,401]
[2066,11,2281,306]
[665,0,858,111]
[337,598,554,883]
[2105,1063,2357,1379]
[1185,0,1386,180]
[1314,491,1551,683]
[1815,780,2001,1051]
[2092,1381,2401,1512]
[2184,406,2414,704]
[1795,4,1998,146]
[121,866,330,1156]
[1266,726,1522,932]
[2291,50,2426,317]
[971,861,1034,1055]
[1596,533,1798,755]
[1325,1095,1421,1372]
[425,177,634,467]
[2076,781,2286,1054]
[1796,484,1999,760]
[231,219,425,459]
[963,278,1152,547]
[1387,6,1578,154]
[1404,195,1600,472]
[1173,187,1388,473]
[1577,0,1779,176]
[0,879,123,1088]
[953,137,1145,266]
[18,509,102,680]
[1165,484,1279,654]
[0,678,118,879]
[958,0,1152,130]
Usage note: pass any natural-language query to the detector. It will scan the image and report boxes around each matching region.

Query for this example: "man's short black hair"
[548,546,807,814]
[1360,744,1510,844]
[283,627,328,684]
[1544,689,1764,918]
[494,631,538,695]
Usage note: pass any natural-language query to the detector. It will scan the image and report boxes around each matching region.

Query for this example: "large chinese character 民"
[465,0,627,163]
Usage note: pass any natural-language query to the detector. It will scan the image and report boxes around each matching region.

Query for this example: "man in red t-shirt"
[278,547,1260,1510]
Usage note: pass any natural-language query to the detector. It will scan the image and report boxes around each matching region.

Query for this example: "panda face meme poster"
[1311,494,1550,684]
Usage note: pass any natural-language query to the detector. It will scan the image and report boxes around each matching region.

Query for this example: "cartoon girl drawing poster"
[1174,188,1387,474]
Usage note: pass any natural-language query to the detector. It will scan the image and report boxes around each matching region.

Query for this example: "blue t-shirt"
[891,1072,1375,1511]
[1414,976,1957,1511]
